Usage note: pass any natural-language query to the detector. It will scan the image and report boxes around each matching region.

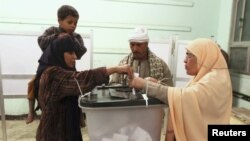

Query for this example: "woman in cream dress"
[129,38,232,141]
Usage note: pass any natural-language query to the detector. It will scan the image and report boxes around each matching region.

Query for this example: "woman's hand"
[145,77,158,83]
[106,65,133,78]
[128,75,146,89]
[115,65,134,80]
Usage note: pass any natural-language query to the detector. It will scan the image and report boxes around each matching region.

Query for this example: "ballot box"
[79,86,165,141]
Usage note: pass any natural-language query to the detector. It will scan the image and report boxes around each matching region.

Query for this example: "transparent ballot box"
[79,86,165,141]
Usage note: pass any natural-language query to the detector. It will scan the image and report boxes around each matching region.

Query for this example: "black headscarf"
[34,36,77,99]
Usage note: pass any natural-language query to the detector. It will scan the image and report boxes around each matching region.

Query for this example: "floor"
[0,120,94,141]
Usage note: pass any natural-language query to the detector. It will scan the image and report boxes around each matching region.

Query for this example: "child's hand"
[58,33,70,38]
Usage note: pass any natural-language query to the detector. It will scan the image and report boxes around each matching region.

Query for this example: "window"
[230,0,250,74]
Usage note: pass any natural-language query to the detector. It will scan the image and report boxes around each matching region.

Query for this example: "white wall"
[0,0,223,46]
[0,0,240,114]
[217,0,233,51]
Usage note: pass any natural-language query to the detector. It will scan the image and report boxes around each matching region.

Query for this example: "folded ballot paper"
[109,87,143,99]
[102,133,128,141]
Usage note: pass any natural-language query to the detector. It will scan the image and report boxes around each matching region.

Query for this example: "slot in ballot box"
[79,86,165,141]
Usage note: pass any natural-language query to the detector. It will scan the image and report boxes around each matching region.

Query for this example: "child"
[26,5,87,124]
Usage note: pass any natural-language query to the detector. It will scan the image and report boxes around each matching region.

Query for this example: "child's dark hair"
[57,5,79,20]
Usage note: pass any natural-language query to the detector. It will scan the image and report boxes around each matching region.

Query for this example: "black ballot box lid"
[79,86,165,108]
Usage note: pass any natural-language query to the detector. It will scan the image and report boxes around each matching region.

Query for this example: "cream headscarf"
[167,38,232,141]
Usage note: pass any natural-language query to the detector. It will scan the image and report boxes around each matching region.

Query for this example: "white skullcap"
[128,26,149,43]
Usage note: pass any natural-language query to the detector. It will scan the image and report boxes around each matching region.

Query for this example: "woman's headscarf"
[187,38,228,84]
[38,36,77,72]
